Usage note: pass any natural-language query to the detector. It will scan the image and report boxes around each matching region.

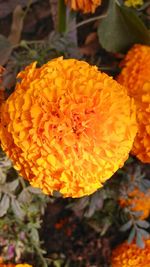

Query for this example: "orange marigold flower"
[119,188,150,220]
[117,44,150,163]
[65,0,101,13]
[0,57,137,198]
[111,239,150,267]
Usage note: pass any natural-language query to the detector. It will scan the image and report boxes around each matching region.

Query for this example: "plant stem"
[70,13,107,32]
[32,241,48,267]
[57,0,66,33]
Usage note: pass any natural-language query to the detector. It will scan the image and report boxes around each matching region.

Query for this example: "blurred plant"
[118,166,150,248]
[0,149,50,267]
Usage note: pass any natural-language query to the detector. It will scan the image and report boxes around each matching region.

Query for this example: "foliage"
[0,149,49,266]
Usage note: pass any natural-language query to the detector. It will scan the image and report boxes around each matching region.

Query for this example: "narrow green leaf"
[11,198,25,220]
[120,220,132,231]
[138,228,150,239]
[128,227,136,244]
[0,35,13,65]
[30,228,40,244]
[136,231,145,248]
[0,195,10,216]
[136,220,150,229]
[7,179,19,192]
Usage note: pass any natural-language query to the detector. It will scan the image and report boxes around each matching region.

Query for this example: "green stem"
[32,241,48,267]
[69,13,107,32]
[57,0,66,33]
[18,175,26,189]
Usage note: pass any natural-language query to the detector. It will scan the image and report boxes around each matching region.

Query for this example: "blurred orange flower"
[124,0,143,7]
[112,239,150,267]
[119,188,150,220]
[0,264,32,267]
[0,57,137,198]
[65,0,101,13]
[118,44,150,163]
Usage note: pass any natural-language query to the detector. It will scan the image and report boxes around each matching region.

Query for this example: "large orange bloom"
[119,188,150,220]
[117,44,150,163]
[0,57,137,198]
[111,240,150,267]
[65,0,101,13]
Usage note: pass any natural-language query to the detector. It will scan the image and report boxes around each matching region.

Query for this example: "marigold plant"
[117,44,150,163]
[0,57,137,198]
[119,188,150,220]
[65,0,101,13]
[124,0,143,7]
[111,239,150,267]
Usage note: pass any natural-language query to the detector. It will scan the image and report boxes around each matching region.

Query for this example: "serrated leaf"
[97,0,150,53]
[0,195,10,217]
[0,35,13,65]
[11,198,25,220]
[120,220,132,231]
[136,220,150,229]
[128,227,136,244]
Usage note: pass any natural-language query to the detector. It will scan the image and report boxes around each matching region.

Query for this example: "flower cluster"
[124,0,143,7]
[111,239,150,267]
[65,0,101,13]
[0,57,137,198]
[119,188,150,220]
[117,44,150,163]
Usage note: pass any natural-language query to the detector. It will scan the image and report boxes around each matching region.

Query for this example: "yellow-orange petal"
[65,0,101,13]
[112,239,150,267]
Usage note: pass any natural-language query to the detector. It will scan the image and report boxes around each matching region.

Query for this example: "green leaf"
[97,0,150,53]
[18,188,33,204]
[30,228,40,244]
[0,169,7,184]
[136,220,150,229]
[0,195,10,216]
[128,227,136,244]
[0,35,13,65]
[138,228,150,239]
[120,220,132,231]
[7,179,19,192]
[136,231,145,248]
[11,198,25,220]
